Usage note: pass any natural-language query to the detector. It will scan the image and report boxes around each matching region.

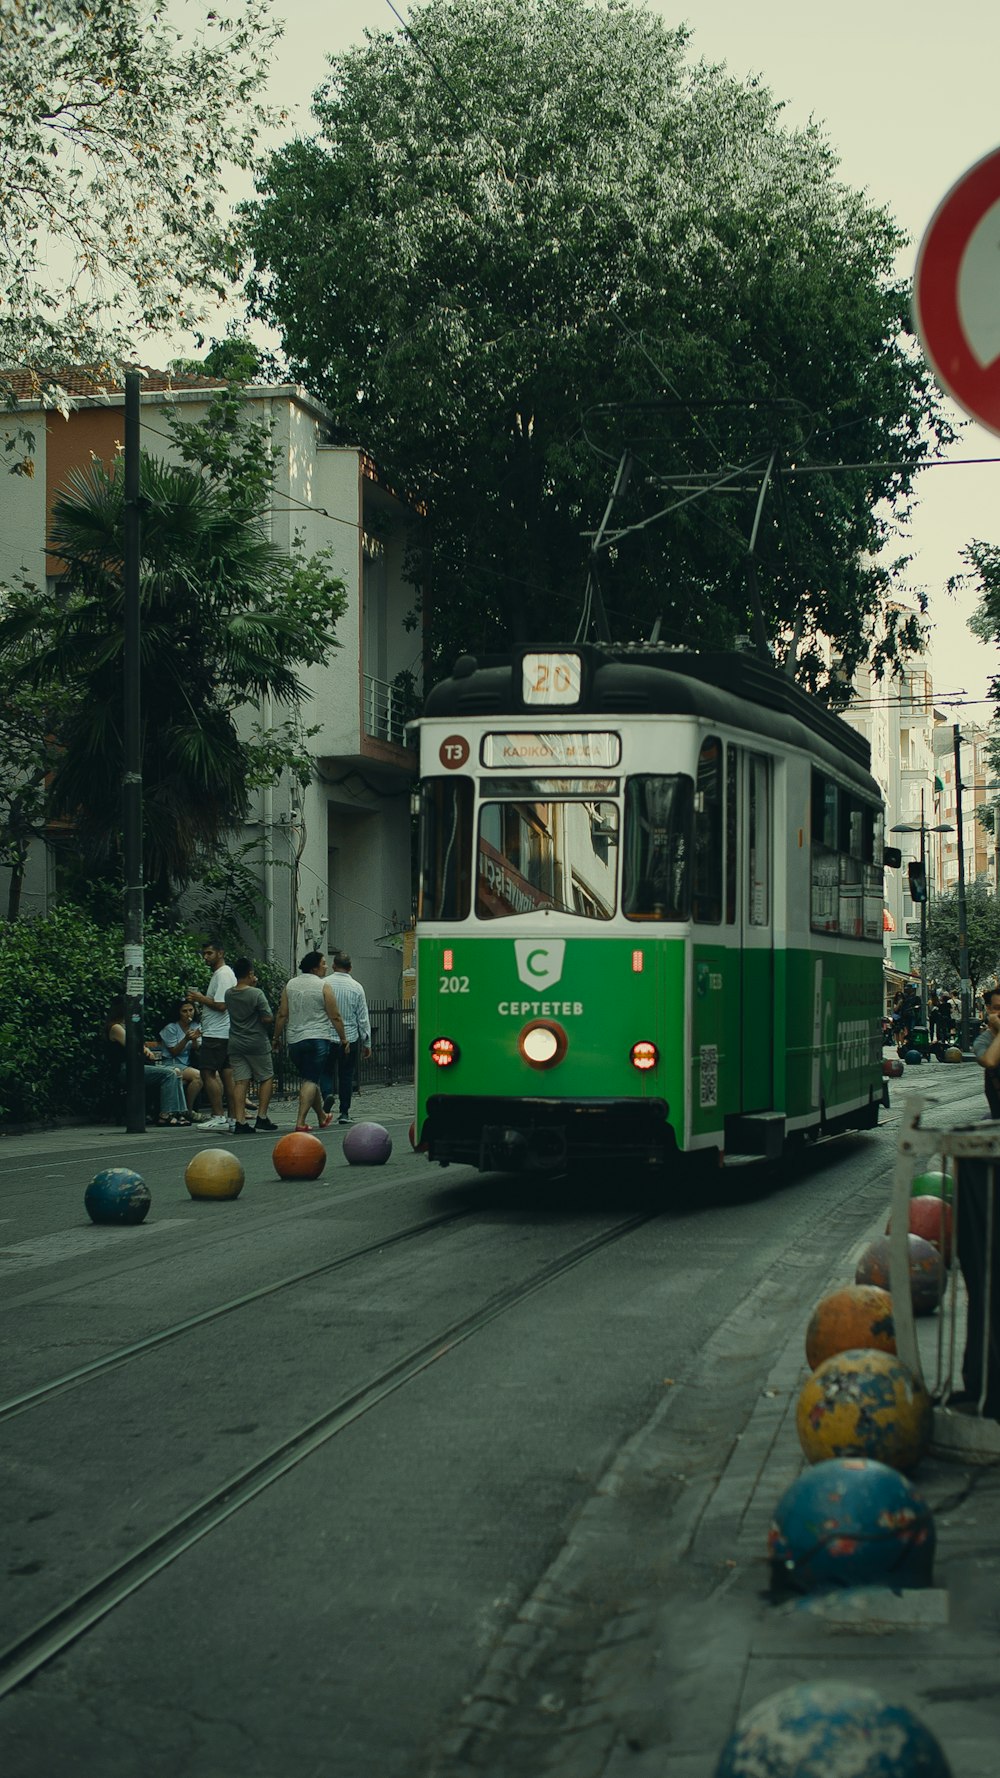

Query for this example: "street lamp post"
[891,787,953,1037]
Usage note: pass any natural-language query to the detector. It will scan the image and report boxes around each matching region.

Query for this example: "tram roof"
[423,646,872,778]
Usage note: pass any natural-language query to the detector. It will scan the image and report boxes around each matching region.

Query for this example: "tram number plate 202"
[699,1044,718,1109]
[440,974,470,992]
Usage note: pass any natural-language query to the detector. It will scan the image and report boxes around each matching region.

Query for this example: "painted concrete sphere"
[714,1681,952,1776]
[805,1285,896,1370]
[271,1131,327,1180]
[796,1348,932,1472]
[768,1457,934,1593]
[85,1167,151,1225]
[855,1233,945,1316]
[184,1148,246,1199]
[342,1121,393,1166]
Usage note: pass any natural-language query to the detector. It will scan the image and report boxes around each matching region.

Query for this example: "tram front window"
[623,774,693,920]
[418,777,474,920]
[476,799,618,919]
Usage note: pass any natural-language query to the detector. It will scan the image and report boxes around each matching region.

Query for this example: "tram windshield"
[477,798,618,920]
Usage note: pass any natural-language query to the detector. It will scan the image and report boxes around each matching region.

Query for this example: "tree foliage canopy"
[0,0,280,405]
[926,880,1000,1002]
[0,391,346,904]
[244,0,949,685]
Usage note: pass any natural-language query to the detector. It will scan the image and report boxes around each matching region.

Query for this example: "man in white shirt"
[328,951,372,1124]
[186,940,237,1131]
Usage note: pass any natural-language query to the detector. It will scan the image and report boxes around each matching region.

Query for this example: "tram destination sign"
[913,145,1000,434]
[482,731,620,768]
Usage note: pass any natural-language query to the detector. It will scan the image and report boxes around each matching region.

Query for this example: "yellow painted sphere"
[796,1348,932,1473]
[184,1147,246,1200]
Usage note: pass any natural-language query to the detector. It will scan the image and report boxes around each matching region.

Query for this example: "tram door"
[732,746,774,1108]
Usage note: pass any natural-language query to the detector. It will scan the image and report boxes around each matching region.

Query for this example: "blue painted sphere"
[769,1458,934,1593]
[905,1048,923,1065]
[714,1682,952,1776]
[342,1121,393,1166]
[85,1167,151,1225]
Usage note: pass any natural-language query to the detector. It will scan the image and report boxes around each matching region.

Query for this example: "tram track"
[0,1205,476,1426]
[0,1209,655,1700]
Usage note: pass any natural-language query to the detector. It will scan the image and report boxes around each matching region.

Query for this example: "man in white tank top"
[271,950,349,1131]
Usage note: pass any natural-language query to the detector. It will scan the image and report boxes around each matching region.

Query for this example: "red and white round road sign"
[914,145,1000,435]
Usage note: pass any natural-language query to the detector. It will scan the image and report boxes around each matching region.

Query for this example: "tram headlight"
[630,1040,658,1072]
[518,1020,568,1069]
[430,1036,459,1068]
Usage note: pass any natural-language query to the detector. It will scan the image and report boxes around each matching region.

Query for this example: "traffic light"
[908,860,927,903]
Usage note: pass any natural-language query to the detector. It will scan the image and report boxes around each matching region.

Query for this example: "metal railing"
[272,998,414,1096]
[363,675,413,748]
[891,1098,1000,1459]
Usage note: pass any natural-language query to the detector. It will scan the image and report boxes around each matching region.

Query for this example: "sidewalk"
[434,1066,1000,1778]
[0,1079,416,1151]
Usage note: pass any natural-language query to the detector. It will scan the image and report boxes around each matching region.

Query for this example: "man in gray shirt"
[328,951,372,1124]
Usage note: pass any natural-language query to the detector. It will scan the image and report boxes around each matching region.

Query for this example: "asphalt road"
[0,1066,987,1777]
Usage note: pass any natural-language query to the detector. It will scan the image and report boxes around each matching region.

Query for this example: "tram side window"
[810,772,839,932]
[725,744,737,924]
[417,777,473,920]
[810,772,882,941]
[692,736,723,924]
[623,775,693,920]
[863,805,884,940]
[838,787,864,938]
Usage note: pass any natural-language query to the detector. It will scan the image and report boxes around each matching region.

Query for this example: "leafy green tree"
[0,393,346,906]
[244,0,949,687]
[925,881,1000,1003]
[0,903,207,1123]
[169,333,285,386]
[0,676,74,920]
[0,0,280,410]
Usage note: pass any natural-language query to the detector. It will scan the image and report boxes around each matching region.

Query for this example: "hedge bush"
[0,907,207,1123]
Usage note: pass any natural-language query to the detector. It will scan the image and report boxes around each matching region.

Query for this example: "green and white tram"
[412,645,887,1176]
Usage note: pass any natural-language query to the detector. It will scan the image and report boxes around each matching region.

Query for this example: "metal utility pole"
[122,371,146,1133]
[918,786,928,1028]
[954,724,972,1050]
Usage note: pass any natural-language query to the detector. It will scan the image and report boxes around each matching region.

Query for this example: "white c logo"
[514,940,565,990]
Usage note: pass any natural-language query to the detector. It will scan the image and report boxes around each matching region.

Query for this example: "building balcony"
[363,674,416,750]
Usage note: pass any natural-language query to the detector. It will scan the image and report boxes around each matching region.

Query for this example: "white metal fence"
[891,1099,1000,1459]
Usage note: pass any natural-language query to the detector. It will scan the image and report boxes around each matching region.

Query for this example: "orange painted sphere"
[797,1349,932,1472]
[271,1131,327,1180]
[184,1148,245,1200]
[805,1285,896,1371]
[886,1197,954,1266]
[855,1232,945,1316]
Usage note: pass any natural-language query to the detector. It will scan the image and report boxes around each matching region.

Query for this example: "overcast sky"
[228,0,1000,708]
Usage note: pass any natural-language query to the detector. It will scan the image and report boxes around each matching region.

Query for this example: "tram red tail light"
[630,1040,658,1071]
[430,1036,459,1068]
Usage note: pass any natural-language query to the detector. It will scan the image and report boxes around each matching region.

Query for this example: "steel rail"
[0,1208,475,1425]
[0,1210,654,1699]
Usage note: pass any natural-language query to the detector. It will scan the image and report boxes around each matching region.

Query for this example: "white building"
[0,370,421,999]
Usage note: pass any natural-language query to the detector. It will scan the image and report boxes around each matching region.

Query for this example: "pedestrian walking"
[224,958,277,1133]
[186,940,237,1132]
[271,950,349,1132]
[327,951,372,1124]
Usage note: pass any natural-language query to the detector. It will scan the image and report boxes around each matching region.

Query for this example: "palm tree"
[0,448,344,906]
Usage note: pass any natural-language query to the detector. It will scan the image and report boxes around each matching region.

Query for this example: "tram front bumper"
[422,1095,675,1172]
